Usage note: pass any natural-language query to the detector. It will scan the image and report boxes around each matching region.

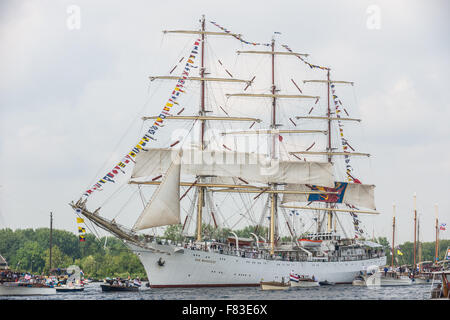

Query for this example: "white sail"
[131,148,334,187]
[281,182,376,210]
[132,152,182,230]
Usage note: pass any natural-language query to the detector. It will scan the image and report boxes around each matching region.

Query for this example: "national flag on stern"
[289,273,300,282]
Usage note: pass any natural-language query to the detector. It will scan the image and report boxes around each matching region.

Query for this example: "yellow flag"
[76,217,84,223]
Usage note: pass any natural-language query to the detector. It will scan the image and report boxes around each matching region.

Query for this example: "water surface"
[0,282,432,300]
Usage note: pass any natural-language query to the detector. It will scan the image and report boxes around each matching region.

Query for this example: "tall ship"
[71,16,386,287]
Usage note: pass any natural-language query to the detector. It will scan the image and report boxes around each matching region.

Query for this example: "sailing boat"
[364,204,412,287]
[70,16,386,288]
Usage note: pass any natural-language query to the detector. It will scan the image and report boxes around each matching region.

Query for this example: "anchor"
[157,257,165,267]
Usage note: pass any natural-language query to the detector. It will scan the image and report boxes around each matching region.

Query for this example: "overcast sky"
[0,0,449,245]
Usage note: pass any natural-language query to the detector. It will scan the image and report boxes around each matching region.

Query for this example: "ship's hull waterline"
[127,243,386,288]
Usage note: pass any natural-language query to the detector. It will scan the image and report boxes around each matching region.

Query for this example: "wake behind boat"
[70,15,386,288]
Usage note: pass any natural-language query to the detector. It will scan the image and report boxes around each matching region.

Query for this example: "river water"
[0,282,432,300]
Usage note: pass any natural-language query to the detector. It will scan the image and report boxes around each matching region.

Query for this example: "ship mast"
[326,69,333,233]
[418,214,422,273]
[413,193,417,272]
[296,74,357,235]
[196,15,206,242]
[270,37,277,255]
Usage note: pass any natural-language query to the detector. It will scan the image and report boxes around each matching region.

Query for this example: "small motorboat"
[0,282,56,296]
[260,277,290,291]
[101,278,140,292]
[429,271,449,300]
[318,280,335,286]
[411,273,432,285]
[56,265,85,292]
[100,283,139,292]
[56,283,85,292]
[298,239,322,248]
[289,273,319,288]
[365,266,412,287]
[352,274,366,286]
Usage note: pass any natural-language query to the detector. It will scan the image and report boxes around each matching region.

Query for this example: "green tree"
[163,224,184,242]
[43,245,73,273]
[235,225,268,240]
[15,241,45,273]
[374,237,391,265]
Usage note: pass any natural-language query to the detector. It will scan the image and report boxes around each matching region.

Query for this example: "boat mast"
[413,193,417,271]
[326,69,333,233]
[196,14,206,242]
[391,203,395,268]
[270,37,277,255]
[418,214,422,273]
[50,211,53,272]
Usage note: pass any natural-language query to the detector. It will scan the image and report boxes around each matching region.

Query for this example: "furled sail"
[281,182,376,210]
[131,148,335,187]
[132,152,182,230]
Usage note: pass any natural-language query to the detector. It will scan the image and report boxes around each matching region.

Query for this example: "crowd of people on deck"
[0,270,56,286]
[104,276,142,288]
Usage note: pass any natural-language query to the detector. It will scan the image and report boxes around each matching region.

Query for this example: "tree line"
[0,228,146,280]
[0,227,448,280]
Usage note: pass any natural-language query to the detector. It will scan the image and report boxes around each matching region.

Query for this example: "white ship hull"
[0,283,56,296]
[128,243,386,288]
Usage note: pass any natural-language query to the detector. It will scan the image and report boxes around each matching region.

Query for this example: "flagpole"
[435,203,439,263]
[391,203,395,269]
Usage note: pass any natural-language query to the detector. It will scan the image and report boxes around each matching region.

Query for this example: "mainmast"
[196,15,206,242]
[270,37,277,255]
